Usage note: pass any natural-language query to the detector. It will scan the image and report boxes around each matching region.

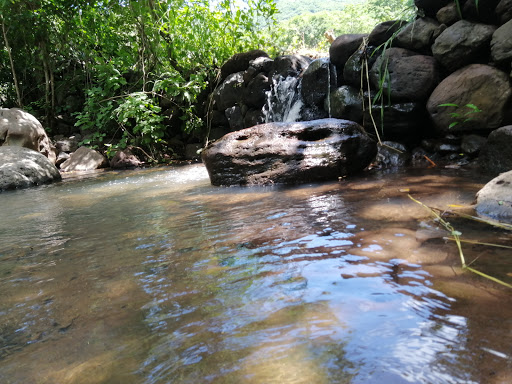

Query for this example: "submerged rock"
[476,170,512,223]
[0,146,61,191]
[201,118,376,186]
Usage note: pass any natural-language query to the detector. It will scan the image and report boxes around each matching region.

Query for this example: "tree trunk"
[1,15,23,108]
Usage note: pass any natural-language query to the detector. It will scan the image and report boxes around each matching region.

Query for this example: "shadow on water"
[0,164,510,383]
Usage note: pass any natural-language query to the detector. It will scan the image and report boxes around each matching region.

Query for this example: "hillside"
[274,0,362,20]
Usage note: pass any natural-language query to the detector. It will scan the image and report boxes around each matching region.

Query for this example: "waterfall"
[263,75,304,123]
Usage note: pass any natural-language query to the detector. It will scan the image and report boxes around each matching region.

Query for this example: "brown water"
[0,164,510,384]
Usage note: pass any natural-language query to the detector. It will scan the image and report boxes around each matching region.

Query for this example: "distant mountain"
[273,0,360,20]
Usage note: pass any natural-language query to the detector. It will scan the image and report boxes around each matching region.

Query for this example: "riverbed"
[0,164,510,383]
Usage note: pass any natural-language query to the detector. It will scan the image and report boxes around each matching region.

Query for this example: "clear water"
[0,164,510,384]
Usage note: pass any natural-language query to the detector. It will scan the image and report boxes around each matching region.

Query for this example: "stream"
[0,164,510,383]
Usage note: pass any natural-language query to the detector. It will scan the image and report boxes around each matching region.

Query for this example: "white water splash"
[263,75,304,123]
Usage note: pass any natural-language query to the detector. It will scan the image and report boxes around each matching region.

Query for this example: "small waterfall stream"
[263,75,304,123]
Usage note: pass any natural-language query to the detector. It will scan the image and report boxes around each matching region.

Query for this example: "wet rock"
[368,20,407,46]
[243,109,265,128]
[201,118,377,186]
[213,72,245,111]
[0,108,56,164]
[301,58,337,108]
[476,170,512,223]
[60,146,108,172]
[329,85,363,123]
[243,72,270,109]
[436,3,461,25]
[225,106,244,131]
[363,102,427,140]
[491,19,512,65]
[479,126,512,174]
[496,0,512,24]
[250,56,274,73]
[415,0,451,17]
[461,134,487,155]
[329,34,367,82]
[343,44,378,88]
[369,48,440,102]
[432,20,496,71]
[395,18,445,53]
[269,55,311,78]
[220,49,268,81]
[374,141,411,168]
[427,64,511,133]
[0,146,61,191]
[110,148,142,169]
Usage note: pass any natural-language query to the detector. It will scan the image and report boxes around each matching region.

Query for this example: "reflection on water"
[0,164,510,383]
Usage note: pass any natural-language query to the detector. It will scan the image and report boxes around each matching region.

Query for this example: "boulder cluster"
[209,0,512,174]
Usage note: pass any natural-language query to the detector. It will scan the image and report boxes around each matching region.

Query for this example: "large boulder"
[0,108,56,164]
[475,170,512,223]
[329,85,364,123]
[432,20,496,71]
[368,20,407,46]
[0,146,61,191]
[60,146,108,172]
[269,55,311,78]
[213,72,245,111]
[496,0,512,24]
[201,118,376,186]
[329,34,367,83]
[300,58,337,108]
[426,64,512,133]
[220,49,269,81]
[395,17,445,53]
[479,126,512,174]
[491,19,512,65]
[369,48,440,102]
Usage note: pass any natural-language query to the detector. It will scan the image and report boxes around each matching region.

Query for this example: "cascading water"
[263,75,304,123]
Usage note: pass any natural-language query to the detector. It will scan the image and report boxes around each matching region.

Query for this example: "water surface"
[0,164,510,383]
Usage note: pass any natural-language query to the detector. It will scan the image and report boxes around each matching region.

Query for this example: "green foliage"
[439,103,482,129]
[0,0,278,161]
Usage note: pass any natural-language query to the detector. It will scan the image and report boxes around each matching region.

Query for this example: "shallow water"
[0,164,510,384]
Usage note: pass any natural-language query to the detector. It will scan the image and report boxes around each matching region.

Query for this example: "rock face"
[201,118,376,186]
[432,20,496,71]
[220,49,269,81]
[426,64,511,133]
[0,146,61,191]
[369,48,440,102]
[491,19,512,65]
[479,126,512,174]
[476,170,512,223]
[395,17,445,53]
[60,146,108,172]
[0,108,56,163]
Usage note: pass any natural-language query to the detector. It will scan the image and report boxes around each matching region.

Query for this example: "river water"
[0,164,510,384]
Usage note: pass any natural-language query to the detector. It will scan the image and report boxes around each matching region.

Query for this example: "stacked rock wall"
[209,1,512,172]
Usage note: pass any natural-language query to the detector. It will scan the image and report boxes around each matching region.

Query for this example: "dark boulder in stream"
[201,118,377,186]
